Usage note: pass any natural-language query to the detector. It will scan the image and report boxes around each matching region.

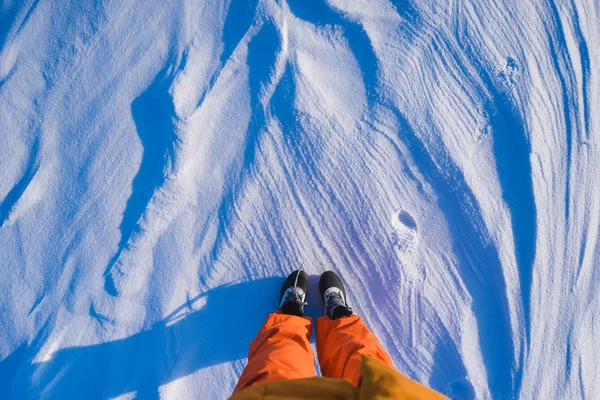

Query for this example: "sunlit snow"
[1,0,598,399]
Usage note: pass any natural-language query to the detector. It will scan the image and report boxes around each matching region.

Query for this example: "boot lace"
[324,290,351,315]
[280,269,308,307]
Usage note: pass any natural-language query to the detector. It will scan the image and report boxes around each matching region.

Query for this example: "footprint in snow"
[390,209,418,253]
[390,209,425,285]
[492,56,521,95]
[476,56,521,141]
[391,208,425,347]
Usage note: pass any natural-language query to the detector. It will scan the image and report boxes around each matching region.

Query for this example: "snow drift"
[1,0,598,398]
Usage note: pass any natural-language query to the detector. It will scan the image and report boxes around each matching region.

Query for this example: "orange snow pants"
[233,311,394,393]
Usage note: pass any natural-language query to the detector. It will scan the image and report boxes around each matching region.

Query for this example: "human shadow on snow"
[19,277,281,399]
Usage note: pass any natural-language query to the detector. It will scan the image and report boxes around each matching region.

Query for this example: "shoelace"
[282,269,308,306]
[282,288,308,306]
[324,290,350,314]
[324,290,344,305]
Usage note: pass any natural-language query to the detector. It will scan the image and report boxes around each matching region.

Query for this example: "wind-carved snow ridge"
[208,14,283,269]
[287,0,380,105]
[0,137,40,227]
[390,108,515,398]
[104,65,180,296]
[193,0,260,110]
[1,0,600,399]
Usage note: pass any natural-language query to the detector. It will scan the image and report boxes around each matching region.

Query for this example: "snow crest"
[1,0,599,398]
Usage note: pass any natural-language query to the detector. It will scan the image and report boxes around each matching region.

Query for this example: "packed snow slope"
[1,0,599,398]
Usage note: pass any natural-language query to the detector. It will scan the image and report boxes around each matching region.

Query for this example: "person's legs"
[316,314,393,386]
[233,270,315,394]
[233,311,316,393]
[316,271,393,386]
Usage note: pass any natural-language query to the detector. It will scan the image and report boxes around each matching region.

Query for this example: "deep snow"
[1,0,599,399]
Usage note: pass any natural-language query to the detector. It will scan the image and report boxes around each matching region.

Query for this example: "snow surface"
[1,0,599,398]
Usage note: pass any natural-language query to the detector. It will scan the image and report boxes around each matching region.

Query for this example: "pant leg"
[316,314,393,386]
[232,311,317,394]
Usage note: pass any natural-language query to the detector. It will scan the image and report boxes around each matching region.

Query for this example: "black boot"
[319,271,353,320]
[278,270,308,317]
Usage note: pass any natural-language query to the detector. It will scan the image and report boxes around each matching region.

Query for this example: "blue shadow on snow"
[208,19,280,265]
[0,136,39,227]
[8,277,282,399]
[287,0,380,104]
[429,317,472,398]
[0,344,28,397]
[394,111,515,399]
[220,0,259,66]
[104,67,178,295]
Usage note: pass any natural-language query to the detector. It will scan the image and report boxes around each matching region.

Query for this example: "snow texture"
[1,0,599,399]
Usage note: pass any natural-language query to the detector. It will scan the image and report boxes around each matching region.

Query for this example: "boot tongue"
[280,301,304,317]
[279,287,307,316]
[324,289,353,320]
